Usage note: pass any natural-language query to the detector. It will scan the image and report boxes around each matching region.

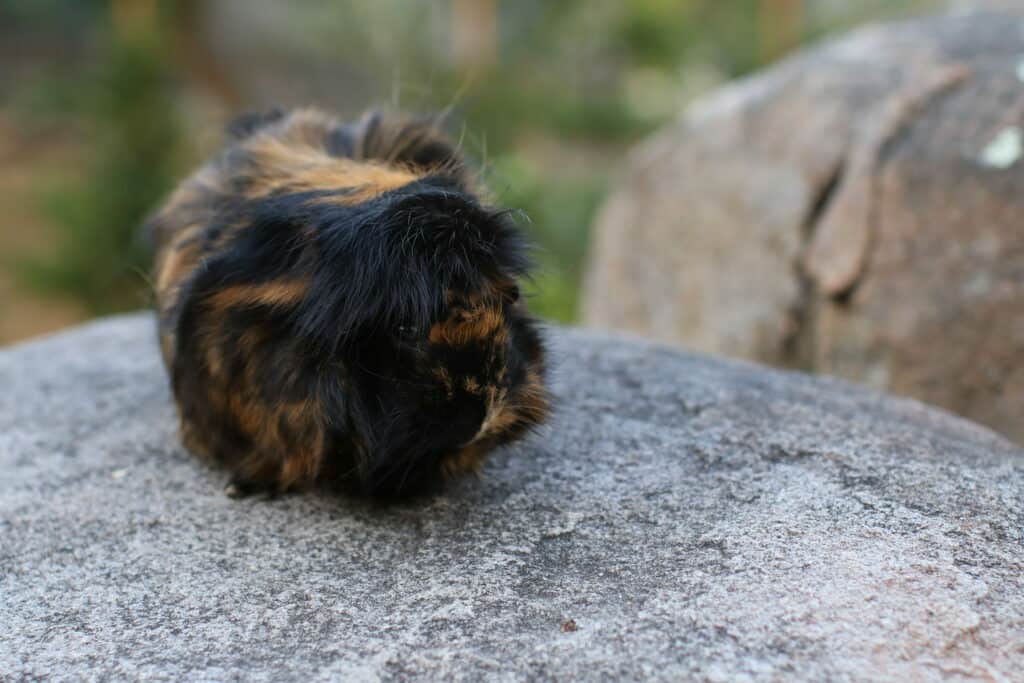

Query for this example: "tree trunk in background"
[110,0,157,37]
[171,0,243,111]
[452,0,498,71]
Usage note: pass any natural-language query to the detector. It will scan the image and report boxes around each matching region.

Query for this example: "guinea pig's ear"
[354,110,464,172]
[225,108,286,141]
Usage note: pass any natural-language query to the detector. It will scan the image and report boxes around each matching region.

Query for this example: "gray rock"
[582,9,1024,444]
[2,313,1022,681]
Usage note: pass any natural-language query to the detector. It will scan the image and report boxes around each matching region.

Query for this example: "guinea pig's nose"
[450,399,487,446]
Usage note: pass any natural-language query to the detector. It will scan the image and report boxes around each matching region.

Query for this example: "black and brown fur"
[147,107,549,498]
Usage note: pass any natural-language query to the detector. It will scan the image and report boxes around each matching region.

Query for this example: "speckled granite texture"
[2,314,1022,681]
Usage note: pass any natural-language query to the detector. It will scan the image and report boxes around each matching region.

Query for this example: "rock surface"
[2,314,1023,681]
[582,9,1024,444]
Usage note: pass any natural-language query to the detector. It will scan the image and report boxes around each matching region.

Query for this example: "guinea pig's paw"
[224,477,276,500]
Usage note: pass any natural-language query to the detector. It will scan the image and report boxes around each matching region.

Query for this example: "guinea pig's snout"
[447,396,487,447]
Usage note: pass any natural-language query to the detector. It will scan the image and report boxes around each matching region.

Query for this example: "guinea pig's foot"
[224,477,270,499]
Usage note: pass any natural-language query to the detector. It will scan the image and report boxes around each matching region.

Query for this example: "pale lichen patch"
[978,126,1022,169]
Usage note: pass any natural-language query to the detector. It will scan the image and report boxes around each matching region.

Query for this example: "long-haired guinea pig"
[146,107,549,499]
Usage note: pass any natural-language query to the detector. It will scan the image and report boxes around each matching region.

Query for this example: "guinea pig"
[146,107,549,499]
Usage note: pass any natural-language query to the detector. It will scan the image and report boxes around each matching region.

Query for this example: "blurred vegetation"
[23,23,180,310]
[3,0,938,324]
[5,0,183,312]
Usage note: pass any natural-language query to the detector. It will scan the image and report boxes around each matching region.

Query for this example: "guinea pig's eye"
[397,325,418,340]
[505,283,520,304]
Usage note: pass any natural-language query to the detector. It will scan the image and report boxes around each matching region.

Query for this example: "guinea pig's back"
[147,107,467,369]
[150,107,464,278]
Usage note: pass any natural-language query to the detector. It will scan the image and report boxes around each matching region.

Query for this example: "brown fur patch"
[155,227,202,294]
[159,330,176,369]
[272,107,333,148]
[444,442,487,476]
[477,403,519,440]
[277,403,324,490]
[517,369,550,424]
[206,279,309,311]
[204,340,224,376]
[279,455,315,490]
[243,136,420,204]
[428,304,505,347]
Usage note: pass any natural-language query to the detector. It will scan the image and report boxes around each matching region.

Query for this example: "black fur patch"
[148,107,549,498]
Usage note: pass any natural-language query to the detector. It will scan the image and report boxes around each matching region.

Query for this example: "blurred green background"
[0,0,940,343]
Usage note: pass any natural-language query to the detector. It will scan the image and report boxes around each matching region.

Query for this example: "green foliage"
[10,0,943,323]
[487,155,607,322]
[0,0,104,26]
[19,22,182,312]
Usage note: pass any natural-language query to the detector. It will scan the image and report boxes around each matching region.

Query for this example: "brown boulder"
[583,9,1024,443]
